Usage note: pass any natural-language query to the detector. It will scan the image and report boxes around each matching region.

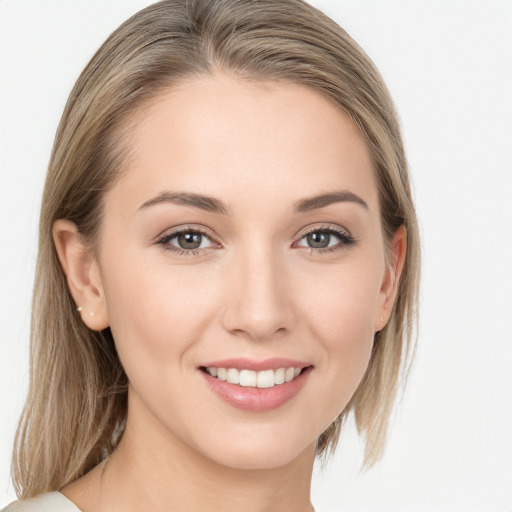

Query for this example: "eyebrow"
[292,190,368,212]
[137,189,368,215]
[137,191,231,215]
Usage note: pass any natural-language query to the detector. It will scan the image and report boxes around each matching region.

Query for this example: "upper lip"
[199,357,312,372]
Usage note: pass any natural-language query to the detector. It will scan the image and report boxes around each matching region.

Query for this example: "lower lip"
[200,367,312,412]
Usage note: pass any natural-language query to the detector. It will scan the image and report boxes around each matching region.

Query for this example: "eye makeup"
[155,225,220,257]
[293,224,356,254]
[154,222,356,258]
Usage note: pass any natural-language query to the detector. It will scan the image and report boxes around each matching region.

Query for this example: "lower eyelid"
[157,240,216,257]
[155,226,354,254]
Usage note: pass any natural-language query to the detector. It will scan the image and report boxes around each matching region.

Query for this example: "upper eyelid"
[155,223,353,247]
[295,223,352,238]
[156,224,219,242]
[155,228,220,256]
[293,225,356,251]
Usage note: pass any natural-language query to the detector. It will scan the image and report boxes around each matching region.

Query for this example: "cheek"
[298,256,383,343]
[101,254,220,379]
[294,255,383,404]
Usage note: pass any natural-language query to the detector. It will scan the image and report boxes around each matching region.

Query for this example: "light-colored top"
[2,492,326,511]
[1,492,80,512]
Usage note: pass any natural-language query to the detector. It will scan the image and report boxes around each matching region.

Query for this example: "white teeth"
[257,369,275,388]
[274,368,285,385]
[239,369,257,387]
[206,366,305,388]
[226,368,240,385]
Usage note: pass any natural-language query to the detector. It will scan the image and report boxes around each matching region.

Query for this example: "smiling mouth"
[200,366,310,389]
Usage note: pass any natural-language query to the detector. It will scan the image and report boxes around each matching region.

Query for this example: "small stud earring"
[76,306,94,317]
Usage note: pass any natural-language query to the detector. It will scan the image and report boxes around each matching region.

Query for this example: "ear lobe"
[376,224,407,330]
[52,219,109,331]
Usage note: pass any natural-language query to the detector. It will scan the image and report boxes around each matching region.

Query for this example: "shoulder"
[1,492,81,512]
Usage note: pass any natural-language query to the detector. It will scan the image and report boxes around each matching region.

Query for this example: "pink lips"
[198,358,312,412]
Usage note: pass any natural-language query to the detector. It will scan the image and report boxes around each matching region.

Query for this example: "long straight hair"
[13,0,420,497]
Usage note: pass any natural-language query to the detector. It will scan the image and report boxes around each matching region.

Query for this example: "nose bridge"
[221,239,293,340]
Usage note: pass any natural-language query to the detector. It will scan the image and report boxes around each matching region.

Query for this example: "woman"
[3,0,420,510]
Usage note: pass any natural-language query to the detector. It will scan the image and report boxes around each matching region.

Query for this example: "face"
[90,72,394,470]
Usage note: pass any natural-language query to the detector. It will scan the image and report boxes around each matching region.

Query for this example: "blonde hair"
[13,0,420,498]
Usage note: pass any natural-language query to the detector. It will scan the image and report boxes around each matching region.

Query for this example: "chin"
[195,427,316,471]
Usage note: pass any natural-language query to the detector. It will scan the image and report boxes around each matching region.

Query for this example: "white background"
[1,1,511,510]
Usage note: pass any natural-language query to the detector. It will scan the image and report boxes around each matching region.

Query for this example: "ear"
[52,219,109,331]
[375,224,407,331]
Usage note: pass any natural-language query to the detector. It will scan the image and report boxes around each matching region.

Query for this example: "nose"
[220,244,295,341]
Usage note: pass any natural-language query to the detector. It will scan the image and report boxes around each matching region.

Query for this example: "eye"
[170,231,211,250]
[156,227,219,255]
[294,226,355,251]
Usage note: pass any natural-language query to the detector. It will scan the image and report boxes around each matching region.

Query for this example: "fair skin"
[53,72,406,512]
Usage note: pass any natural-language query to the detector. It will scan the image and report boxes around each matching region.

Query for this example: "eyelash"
[293,225,356,254]
[156,226,218,257]
[155,225,355,257]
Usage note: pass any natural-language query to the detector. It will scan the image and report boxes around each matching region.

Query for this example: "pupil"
[178,232,202,249]
[307,232,329,248]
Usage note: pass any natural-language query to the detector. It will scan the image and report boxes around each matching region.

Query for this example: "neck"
[68,395,316,512]
[104,425,315,512]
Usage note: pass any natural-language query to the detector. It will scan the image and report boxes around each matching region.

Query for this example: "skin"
[54,72,406,512]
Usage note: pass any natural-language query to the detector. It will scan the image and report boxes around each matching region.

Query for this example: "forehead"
[108,72,379,216]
